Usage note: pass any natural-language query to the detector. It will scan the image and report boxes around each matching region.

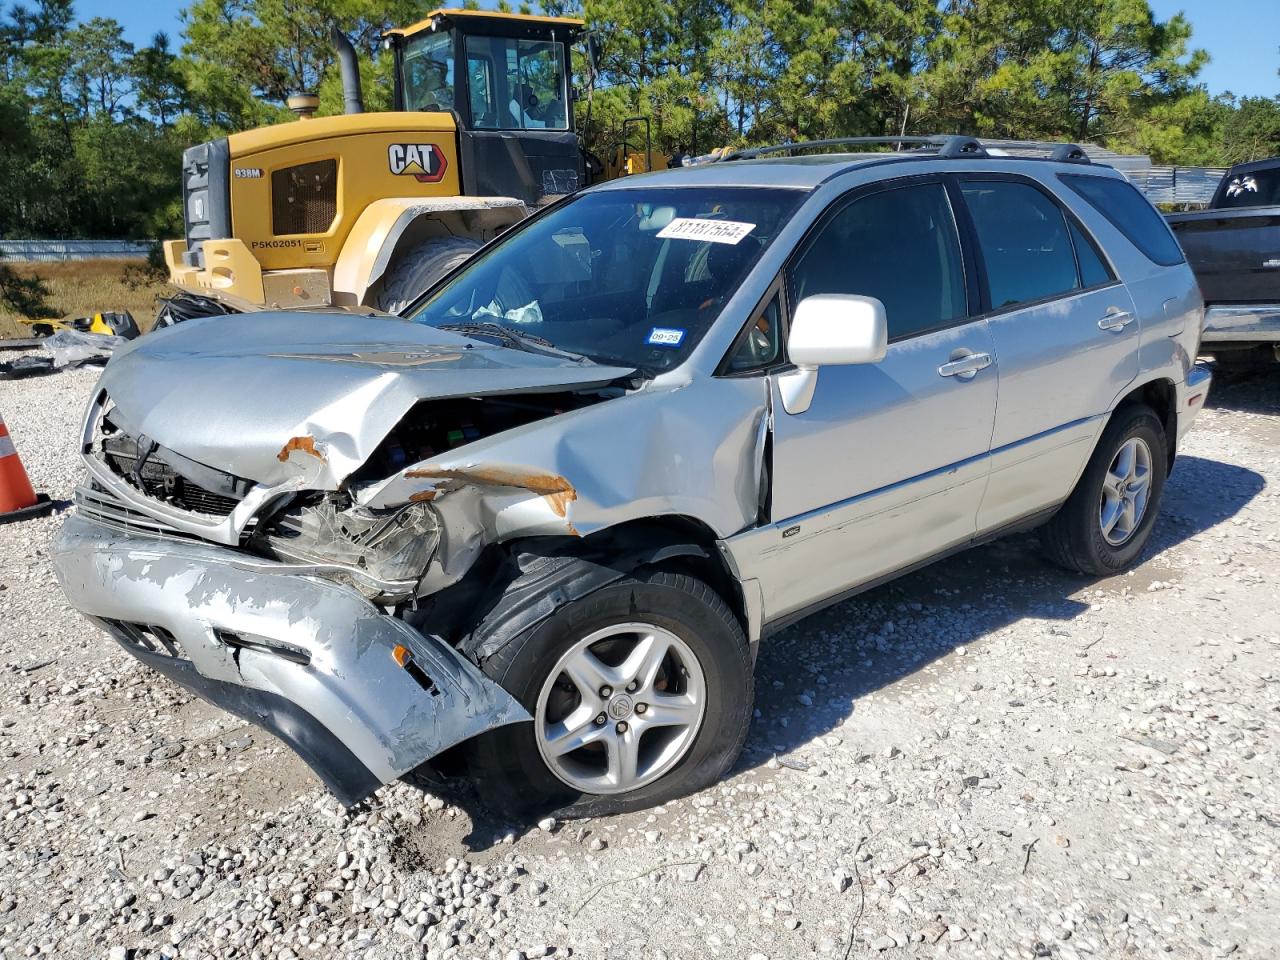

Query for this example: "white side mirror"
[789,294,888,366]
[779,294,888,414]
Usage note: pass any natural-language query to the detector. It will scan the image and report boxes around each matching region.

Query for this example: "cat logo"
[387,143,448,183]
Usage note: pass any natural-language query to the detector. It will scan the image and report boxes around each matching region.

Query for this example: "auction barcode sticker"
[656,217,756,245]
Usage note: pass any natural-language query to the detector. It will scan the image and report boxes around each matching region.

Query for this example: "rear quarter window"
[1059,174,1185,267]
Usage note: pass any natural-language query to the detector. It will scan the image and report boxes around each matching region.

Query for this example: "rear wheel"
[1040,405,1167,576]
[376,236,481,313]
[469,567,753,816]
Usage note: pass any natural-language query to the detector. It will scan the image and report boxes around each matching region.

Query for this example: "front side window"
[725,292,783,372]
[465,36,568,130]
[1060,174,1185,267]
[403,31,455,112]
[407,187,804,373]
[961,180,1079,309]
[790,182,966,342]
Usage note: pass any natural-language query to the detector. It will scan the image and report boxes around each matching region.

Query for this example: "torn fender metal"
[361,374,772,574]
[50,513,530,806]
[97,310,634,490]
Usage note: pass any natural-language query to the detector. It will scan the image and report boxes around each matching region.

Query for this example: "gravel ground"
[1,366,1278,960]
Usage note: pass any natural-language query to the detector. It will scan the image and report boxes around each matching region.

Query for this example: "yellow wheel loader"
[165,9,616,315]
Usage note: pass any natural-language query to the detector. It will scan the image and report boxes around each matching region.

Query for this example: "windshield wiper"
[437,322,592,363]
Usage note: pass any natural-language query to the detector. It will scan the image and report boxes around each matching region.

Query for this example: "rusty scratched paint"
[277,436,327,463]
[404,466,577,518]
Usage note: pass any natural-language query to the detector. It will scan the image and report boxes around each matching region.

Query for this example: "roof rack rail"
[720,135,988,162]
[1049,143,1091,164]
[718,134,1094,165]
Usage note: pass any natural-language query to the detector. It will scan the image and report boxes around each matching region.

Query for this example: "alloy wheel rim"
[1099,436,1153,546]
[534,622,707,795]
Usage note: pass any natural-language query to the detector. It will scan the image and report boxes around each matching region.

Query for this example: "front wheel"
[469,568,753,816]
[1040,404,1168,576]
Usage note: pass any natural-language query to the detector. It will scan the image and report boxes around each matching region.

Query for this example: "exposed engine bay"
[348,391,618,485]
[84,385,627,603]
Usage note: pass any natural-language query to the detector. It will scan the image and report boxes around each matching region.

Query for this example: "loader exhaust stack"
[331,27,364,115]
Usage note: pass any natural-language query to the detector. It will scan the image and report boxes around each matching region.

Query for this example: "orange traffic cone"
[0,414,53,523]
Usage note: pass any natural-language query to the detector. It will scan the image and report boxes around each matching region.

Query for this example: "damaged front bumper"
[51,513,530,806]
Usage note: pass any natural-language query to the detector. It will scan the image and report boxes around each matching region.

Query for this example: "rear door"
[753,177,998,621]
[954,175,1139,533]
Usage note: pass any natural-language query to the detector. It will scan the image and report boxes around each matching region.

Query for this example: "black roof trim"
[720,134,1094,167]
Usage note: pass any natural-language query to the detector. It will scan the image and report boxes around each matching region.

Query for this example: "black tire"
[1040,404,1168,576]
[469,567,753,818]
[376,236,482,313]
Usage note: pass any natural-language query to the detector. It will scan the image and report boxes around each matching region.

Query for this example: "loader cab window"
[403,31,455,113]
[465,35,569,131]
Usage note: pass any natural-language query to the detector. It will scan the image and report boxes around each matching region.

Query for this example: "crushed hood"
[99,311,633,488]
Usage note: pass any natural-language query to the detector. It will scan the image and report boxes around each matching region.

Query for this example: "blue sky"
[77,0,1279,98]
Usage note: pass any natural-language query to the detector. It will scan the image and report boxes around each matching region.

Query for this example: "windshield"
[1217,169,1280,209]
[407,187,804,372]
[465,35,568,130]
[403,31,454,112]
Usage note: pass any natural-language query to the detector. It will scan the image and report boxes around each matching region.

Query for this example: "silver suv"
[52,136,1211,814]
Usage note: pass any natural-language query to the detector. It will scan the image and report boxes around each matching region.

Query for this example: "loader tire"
[376,236,482,313]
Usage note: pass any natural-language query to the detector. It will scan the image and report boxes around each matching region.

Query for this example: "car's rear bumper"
[51,513,529,806]
[1200,304,1280,346]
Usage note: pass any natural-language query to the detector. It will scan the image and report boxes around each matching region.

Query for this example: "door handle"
[1098,309,1135,331]
[937,352,992,380]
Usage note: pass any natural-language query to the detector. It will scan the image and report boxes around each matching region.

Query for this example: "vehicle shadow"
[742,455,1262,769]
[394,453,1264,853]
[1203,361,1280,416]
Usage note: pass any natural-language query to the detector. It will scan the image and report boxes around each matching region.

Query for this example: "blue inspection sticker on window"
[647,327,686,347]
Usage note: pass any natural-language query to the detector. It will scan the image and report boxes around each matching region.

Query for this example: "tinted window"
[1069,219,1113,288]
[790,183,966,341]
[1061,174,1184,266]
[1215,169,1280,209]
[408,187,803,373]
[961,180,1079,309]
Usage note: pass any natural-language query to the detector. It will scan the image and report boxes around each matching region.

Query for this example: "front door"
[731,178,999,622]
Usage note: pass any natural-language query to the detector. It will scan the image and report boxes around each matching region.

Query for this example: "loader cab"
[388,9,586,205]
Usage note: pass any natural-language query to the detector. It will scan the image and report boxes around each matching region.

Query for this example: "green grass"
[0,259,169,338]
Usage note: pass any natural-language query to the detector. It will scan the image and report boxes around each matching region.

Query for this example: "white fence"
[0,239,155,262]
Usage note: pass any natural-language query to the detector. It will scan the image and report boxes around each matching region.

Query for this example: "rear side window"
[960,180,1079,309]
[1069,219,1114,288]
[1060,174,1184,267]
[790,182,966,341]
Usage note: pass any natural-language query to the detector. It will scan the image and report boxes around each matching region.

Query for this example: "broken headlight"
[258,496,441,591]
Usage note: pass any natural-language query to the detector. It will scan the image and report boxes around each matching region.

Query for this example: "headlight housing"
[257,496,440,597]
